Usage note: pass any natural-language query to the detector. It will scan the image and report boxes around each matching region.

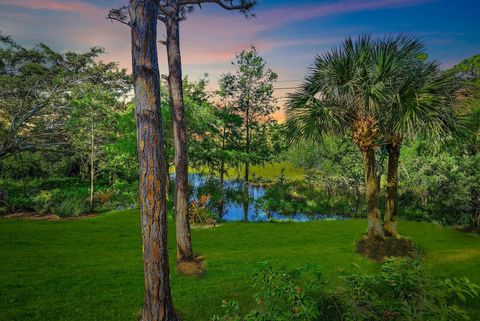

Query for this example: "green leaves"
[286,34,463,146]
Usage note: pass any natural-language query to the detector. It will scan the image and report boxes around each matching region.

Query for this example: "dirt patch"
[356,235,418,261]
[3,211,97,220]
[191,223,219,229]
[177,256,205,276]
[454,225,480,234]
[4,211,60,220]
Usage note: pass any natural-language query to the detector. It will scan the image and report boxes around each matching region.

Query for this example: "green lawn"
[0,211,479,321]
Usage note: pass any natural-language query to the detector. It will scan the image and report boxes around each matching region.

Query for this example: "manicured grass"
[0,211,479,321]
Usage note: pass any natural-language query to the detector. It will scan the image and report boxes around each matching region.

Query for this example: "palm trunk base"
[367,211,383,238]
[356,234,416,261]
[383,219,398,238]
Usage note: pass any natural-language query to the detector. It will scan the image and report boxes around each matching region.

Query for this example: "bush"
[339,258,478,321]
[212,259,479,321]
[190,195,216,225]
[212,262,322,321]
[110,180,138,210]
[52,197,87,217]
[32,190,55,214]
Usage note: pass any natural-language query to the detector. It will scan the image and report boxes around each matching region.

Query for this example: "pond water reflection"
[188,174,348,222]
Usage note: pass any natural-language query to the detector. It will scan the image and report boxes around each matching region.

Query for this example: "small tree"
[219,47,278,221]
[287,36,384,238]
[68,86,120,210]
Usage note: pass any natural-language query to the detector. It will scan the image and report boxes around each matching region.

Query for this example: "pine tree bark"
[384,143,400,237]
[243,107,250,222]
[129,1,179,320]
[362,147,383,238]
[165,10,194,263]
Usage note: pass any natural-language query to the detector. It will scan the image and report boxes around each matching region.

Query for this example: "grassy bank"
[190,161,305,181]
[0,210,479,321]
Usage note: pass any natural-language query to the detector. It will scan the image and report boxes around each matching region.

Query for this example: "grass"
[190,161,305,181]
[0,210,479,321]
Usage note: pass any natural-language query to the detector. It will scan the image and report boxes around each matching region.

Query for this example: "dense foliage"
[0,35,478,229]
[213,260,479,321]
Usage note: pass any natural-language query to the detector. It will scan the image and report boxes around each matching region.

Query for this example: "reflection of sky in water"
[188,174,348,222]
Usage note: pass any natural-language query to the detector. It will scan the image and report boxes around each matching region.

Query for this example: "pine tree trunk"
[243,162,249,222]
[384,143,400,237]
[165,12,193,263]
[219,160,225,221]
[362,148,383,238]
[129,1,179,320]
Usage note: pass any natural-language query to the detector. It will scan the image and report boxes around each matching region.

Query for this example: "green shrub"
[110,180,138,209]
[212,259,479,321]
[212,262,322,321]
[52,197,87,217]
[190,195,217,225]
[32,190,54,214]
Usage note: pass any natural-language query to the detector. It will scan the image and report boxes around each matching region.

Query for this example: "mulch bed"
[177,256,206,277]
[356,235,419,261]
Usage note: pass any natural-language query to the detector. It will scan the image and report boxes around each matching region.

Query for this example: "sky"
[1,0,480,117]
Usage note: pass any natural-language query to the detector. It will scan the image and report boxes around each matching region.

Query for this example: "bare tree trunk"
[165,11,194,263]
[470,187,480,227]
[219,160,225,220]
[362,148,383,238]
[90,113,95,211]
[18,153,27,197]
[165,162,170,201]
[384,143,400,237]
[243,107,250,222]
[129,1,179,320]
[243,162,249,222]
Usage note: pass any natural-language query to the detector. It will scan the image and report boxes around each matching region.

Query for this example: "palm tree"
[382,59,464,237]
[286,35,426,238]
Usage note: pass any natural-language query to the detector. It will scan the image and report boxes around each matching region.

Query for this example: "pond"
[188,174,348,222]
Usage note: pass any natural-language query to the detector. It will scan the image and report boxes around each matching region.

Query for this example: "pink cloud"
[257,0,433,29]
[0,0,102,14]
[0,0,435,93]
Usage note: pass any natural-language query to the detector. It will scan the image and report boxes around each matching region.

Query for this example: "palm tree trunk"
[165,12,193,262]
[129,1,179,320]
[362,147,383,238]
[384,143,400,237]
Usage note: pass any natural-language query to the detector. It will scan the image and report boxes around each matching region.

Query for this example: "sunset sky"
[1,0,479,117]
